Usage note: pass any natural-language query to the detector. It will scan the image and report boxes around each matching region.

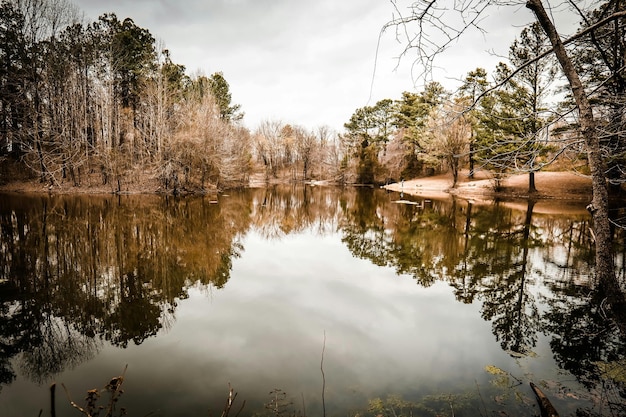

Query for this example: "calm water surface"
[0,187,624,416]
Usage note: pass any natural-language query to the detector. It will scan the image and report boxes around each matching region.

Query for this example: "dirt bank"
[384,170,593,201]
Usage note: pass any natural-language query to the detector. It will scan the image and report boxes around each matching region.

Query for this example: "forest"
[0,0,625,197]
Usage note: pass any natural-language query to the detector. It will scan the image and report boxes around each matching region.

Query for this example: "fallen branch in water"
[530,382,559,417]
[321,330,326,417]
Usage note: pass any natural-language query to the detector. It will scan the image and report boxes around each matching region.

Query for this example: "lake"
[0,186,624,417]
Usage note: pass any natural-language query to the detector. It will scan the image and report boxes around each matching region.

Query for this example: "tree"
[428,98,471,186]
[474,62,544,191]
[472,24,555,194]
[2,0,84,184]
[91,13,156,153]
[0,0,253,193]
[0,1,27,156]
[472,74,508,189]
[574,0,626,195]
[344,99,396,184]
[459,68,489,178]
[344,99,395,148]
[207,72,243,123]
[384,0,625,325]
[293,125,317,181]
[255,119,287,179]
[109,15,156,111]
[393,82,447,178]
[160,75,250,192]
[506,22,556,193]
[525,0,621,311]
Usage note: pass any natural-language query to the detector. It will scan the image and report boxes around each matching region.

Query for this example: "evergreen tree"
[0,1,27,155]
[344,99,395,183]
[207,72,243,122]
[475,24,555,193]
[393,82,447,178]
[459,68,489,178]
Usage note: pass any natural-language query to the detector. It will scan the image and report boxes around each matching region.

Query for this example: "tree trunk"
[526,0,625,320]
[528,171,536,193]
[468,140,475,179]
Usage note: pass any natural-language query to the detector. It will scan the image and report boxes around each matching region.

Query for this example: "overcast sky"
[72,0,544,132]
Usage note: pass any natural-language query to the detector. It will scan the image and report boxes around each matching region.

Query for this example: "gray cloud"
[72,0,547,131]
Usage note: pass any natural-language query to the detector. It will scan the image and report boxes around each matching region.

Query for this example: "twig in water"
[50,383,56,417]
[61,383,90,416]
[220,383,246,417]
[475,380,488,417]
[449,394,455,417]
[321,330,326,417]
[105,364,128,417]
[62,365,128,417]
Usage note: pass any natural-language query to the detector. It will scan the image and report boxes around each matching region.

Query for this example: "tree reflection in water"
[340,190,623,415]
[0,193,252,386]
[0,188,623,415]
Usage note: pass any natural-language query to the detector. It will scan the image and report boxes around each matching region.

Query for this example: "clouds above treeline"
[73,0,542,131]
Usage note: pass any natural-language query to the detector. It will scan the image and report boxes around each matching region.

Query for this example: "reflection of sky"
[3,228,567,416]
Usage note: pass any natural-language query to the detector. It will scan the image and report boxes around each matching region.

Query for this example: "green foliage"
[484,365,507,376]
[394,82,447,151]
[400,153,423,179]
[96,13,157,108]
[160,49,187,97]
[344,99,396,184]
[356,144,378,183]
[458,68,489,176]
[207,71,244,122]
[342,83,449,183]
[344,98,396,148]
[473,23,555,190]
[390,82,448,177]
[367,394,416,417]
[0,1,28,154]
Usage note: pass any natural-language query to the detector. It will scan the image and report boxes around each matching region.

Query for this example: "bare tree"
[428,98,471,187]
[292,126,317,181]
[255,120,288,179]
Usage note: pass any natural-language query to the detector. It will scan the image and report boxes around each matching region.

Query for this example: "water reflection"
[0,193,251,386]
[0,188,623,416]
[341,192,596,355]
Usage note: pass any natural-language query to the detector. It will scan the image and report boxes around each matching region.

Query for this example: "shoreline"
[382,171,594,202]
[0,170,597,202]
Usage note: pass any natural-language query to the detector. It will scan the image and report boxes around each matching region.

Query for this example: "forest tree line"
[1,0,625,196]
[0,0,257,193]
[0,0,356,192]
